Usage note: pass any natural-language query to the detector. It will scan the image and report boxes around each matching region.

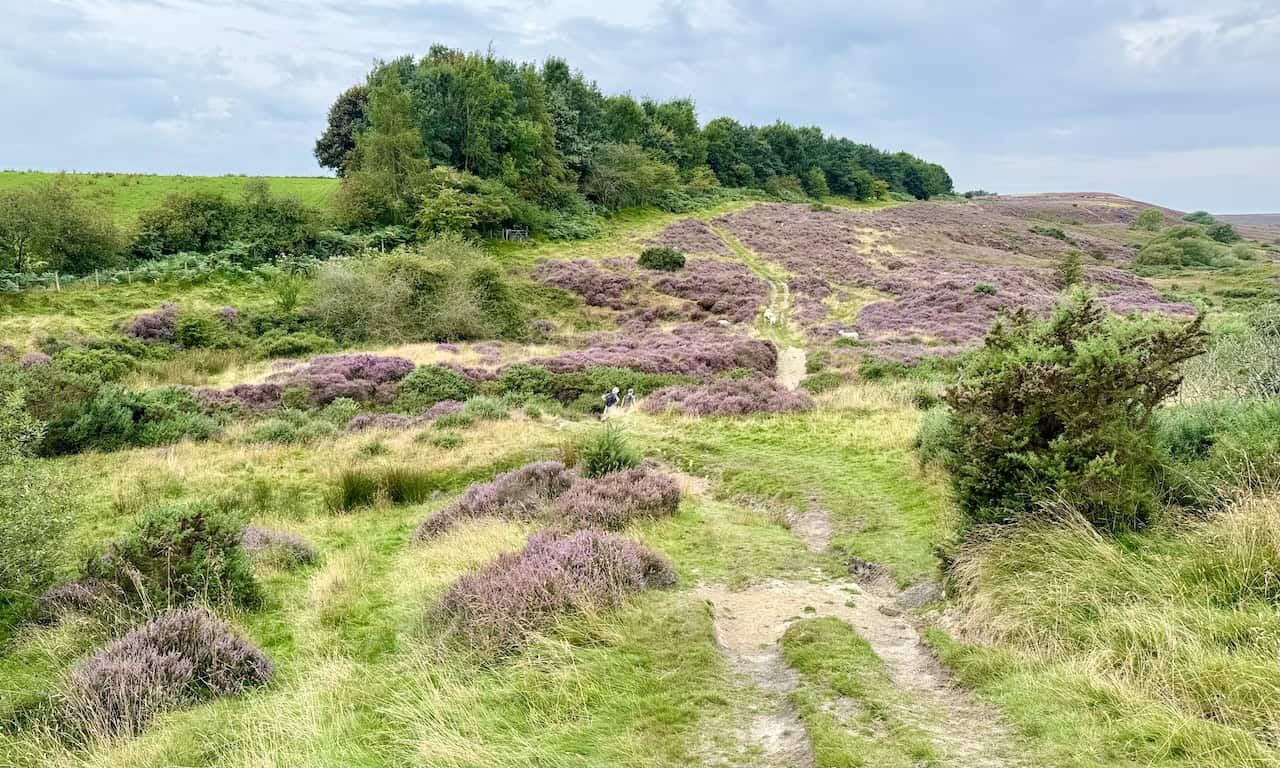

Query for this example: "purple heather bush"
[553,466,682,530]
[644,377,814,416]
[196,353,415,411]
[414,461,577,542]
[435,342,461,354]
[35,580,125,624]
[59,608,273,740]
[648,218,733,256]
[240,526,316,568]
[124,304,179,343]
[19,351,52,368]
[345,399,465,433]
[650,259,769,323]
[435,528,675,653]
[531,325,776,379]
[217,307,239,325]
[532,258,635,309]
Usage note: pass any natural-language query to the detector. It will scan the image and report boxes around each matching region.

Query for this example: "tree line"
[316,45,954,229]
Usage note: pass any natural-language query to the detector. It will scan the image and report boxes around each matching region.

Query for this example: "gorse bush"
[414,461,576,541]
[88,504,261,609]
[395,365,475,411]
[637,246,686,272]
[577,425,641,478]
[435,528,676,653]
[1183,210,1216,225]
[42,385,218,456]
[306,236,526,344]
[245,409,337,445]
[59,608,273,741]
[1135,226,1231,268]
[941,291,1206,529]
[1131,208,1164,231]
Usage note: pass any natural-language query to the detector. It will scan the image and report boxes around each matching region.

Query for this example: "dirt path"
[699,574,1028,768]
[776,346,807,390]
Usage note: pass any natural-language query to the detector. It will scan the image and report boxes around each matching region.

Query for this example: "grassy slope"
[3,196,1278,767]
[0,171,338,227]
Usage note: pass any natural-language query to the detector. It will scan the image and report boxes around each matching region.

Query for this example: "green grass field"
[0,171,339,227]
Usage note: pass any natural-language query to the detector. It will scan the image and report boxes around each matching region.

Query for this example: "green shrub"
[637,246,686,272]
[1053,250,1084,287]
[55,348,136,383]
[578,425,641,478]
[912,407,954,468]
[1206,222,1240,244]
[973,283,997,295]
[90,504,260,608]
[253,330,336,359]
[1136,226,1230,268]
[805,350,830,374]
[396,365,475,412]
[246,410,337,445]
[1183,210,1216,225]
[941,291,1206,529]
[1131,208,1164,231]
[1030,224,1071,242]
[462,396,509,422]
[43,385,217,456]
[497,363,556,399]
[433,412,476,430]
[910,387,941,410]
[174,313,231,350]
[0,181,124,274]
[1156,399,1280,509]
[800,372,843,394]
[425,432,464,449]
[320,398,360,426]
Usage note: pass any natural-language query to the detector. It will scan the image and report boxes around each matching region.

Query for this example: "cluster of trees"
[316,45,953,231]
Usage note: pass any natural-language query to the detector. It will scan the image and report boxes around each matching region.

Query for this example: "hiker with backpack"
[601,387,620,419]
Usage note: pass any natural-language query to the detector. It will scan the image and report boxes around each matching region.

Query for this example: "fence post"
[54,273,61,292]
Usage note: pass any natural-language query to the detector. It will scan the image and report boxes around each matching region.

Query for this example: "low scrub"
[576,425,641,478]
[413,461,576,541]
[940,291,1205,529]
[240,526,317,568]
[58,608,273,741]
[552,466,682,529]
[88,504,260,609]
[644,377,814,416]
[637,246,686,272]
[1155,398,1280,509]
[434,528,676,653]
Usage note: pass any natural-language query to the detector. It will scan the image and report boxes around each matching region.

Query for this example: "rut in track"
[698,502,1028,767]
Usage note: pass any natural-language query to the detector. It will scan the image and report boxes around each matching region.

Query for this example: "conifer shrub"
[435,528,675,653]
[941,292,1206,529]
[577,425,641,478]
[88,505,261,608]
[58,608,273,740]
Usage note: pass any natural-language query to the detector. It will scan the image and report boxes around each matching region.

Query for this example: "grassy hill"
[1,194,1278,768]
[0,171,339,227]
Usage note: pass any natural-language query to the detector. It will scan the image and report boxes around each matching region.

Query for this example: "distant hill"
[0,171,338,227]
[1217,213,1280,242]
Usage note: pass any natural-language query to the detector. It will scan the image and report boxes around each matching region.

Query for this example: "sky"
[3,0,1278,213]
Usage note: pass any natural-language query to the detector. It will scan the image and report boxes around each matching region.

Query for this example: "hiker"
[621,388,636,409]
[601,386,620,419]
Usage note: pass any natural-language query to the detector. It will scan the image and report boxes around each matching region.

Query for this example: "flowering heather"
[532,258,635,309]
[712,202,1194,360]
[240,526,316,568]
[35,580,124,623]
[414,461,577,541]
[435,528,675,652]
[644,377,814,417]
[217,307,240,324]
[650,259,769,324]
[648,218,733,257]
[197,353,415,410]
[553,466,682,530]
[439,361,498,383]
[124,304,179,343]
[19,351,52,368]
[346,399,465,433]
[59,608,273,740]
[435,342,461,354]
[531,324,776,379]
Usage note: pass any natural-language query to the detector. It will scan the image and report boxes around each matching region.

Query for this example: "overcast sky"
[4,1,1278,213]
